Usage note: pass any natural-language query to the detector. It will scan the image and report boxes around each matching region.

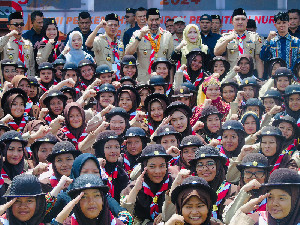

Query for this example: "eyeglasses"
[10,22,24,27]
[125,15,132,18]
[243,170,265,179]
[196,161,216,170]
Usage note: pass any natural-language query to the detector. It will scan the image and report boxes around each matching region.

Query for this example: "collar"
[276,32,291,41]
[105,33,116,42]
[201,31,212,36]
[289,26,300,34]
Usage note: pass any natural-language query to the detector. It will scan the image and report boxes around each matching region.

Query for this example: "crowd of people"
[0,5,298,225]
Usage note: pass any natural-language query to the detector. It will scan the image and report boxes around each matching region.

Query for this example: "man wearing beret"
[211,15,222,34]
[0,12,35,76]
[260,12,300,71]
[214,8,264,78]
[86,13,124,80]
[199,14,221,57]
[125,8,174,83]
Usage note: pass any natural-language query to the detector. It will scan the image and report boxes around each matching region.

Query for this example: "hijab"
[147,98,168,131]
[23,120,45,134]
[3,93,25,125]
[117,89,138,114]
[64,31,87,65]
[186,51,206,85]
[64,102,86,139]
[11,75,29,89]
[283,94,300,121]
[168,107,193,140]
[222,129,245,159]
[236,54,255,79]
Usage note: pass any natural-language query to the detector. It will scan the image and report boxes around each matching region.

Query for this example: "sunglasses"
[10,22,25,27]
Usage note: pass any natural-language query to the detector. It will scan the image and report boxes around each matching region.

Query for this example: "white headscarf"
[64,31,87,65]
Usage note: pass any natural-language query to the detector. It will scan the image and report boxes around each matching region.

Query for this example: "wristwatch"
[135,36,142,41]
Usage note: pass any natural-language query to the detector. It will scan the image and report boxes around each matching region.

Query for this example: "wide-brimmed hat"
[47,141,81,162]
[137,144,172,163]
[144,93,169,110]
[78,59,96,69]
[151,57,172,71]
[283,84,300,97]
[236,153,273,171]
[116,85,141,108]
[43,90,68,106]
[124,127,150,143]
[272,114,299,137]
[30,133,59,153]
[260,89,283,102]
[221,120,246,136]
[198,105,223,122]
[105,107,130,121]
[37,62,55,72]
[93,130,123,151]
[257,126,285,142]
[165,101,193,118]
[153,125,181,142]
[179,135,204,150]
[239,77,259,89]
[0,130,28,146]
[172,86,193,98]
[121,55,137,66]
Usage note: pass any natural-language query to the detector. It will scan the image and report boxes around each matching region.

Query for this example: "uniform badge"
[9,54,14,60]
[163,50,167,55]
[230,50,235,54]
[252,161,258,166]
[155,53,158,58]
[25,54,29,59]
[249,49,253,54]
[258,37,262,43]
[143,50,147,55]
[24,45,30,49]
[106,56,111,61]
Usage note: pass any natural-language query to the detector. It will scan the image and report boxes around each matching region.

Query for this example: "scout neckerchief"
[39,83,48,92]
[41,37,59,61]
[80,81,88,90]
[123,153,138,175]
[75,85,81,94]
[49,173,59,188]
[44,114,53,125]
[106,37,121,81]
[60,126,87,150]
[8,116,27,134]
[146,119,154,135]
[270,150,286,174]
[143,175,170,220]
[219,146,230,166]
[144,28,163,75]
[129,111,136,121]
[25,97,33,114]
[100,166,118,198]
[183,69,204,88]
[13,38,25,63]
[71,211,117,225]
[212,181,231,219]
[237,33,246,55]
[166,83,172,96]
[285,138,298,155]
[249,198,267,214]
[168,155,180,166]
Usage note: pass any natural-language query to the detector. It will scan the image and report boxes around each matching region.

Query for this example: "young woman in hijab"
[220,79,239,104]
[30,133,59,167]
[93,130,129,203]
[174,49,209,92]
[189,146,234,221]
[42,90,68,125]
[105,107,130,139]
[136,84,154,113]
[260,89,283,115]
[52,58,65,82]
[149,75,169,96]
[56,102,87,150]
[192,76,230,126]
[166,176,222,225]
[95,83,116,112]
[222,153,272,224]
[78,59,96,91]
[208,56,230,82]
[151,58,173,96]
[0,131,27,191]
[230,168,300,225]
[1,88,28,134]
[171,86,194,109]
[258,126,293,173]
[120,55,138,81]
[44,141,81,189]
[239,77,260,103]
[242,98,265,121]
[196,105,223,145]
[36,18,64,65]
[23,120,45,136]
[61,31,94,65]
[170,24,209,65]
[61,63,81,100]
[165,101,194,140]
[265,57,287,79]
[121,127,150,176]
[293,59,300,82]
[37,62,58,96]
[121,144,173,224]
[144,93,170,135]
[53,174,124,225]
[241,111,260,137]
[0,59,17,87]
[116,85,141,120]
[27,76,41,109]
[272,115,299,156]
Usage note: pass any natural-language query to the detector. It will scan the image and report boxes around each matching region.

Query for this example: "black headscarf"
[236,54,255,79]
[186,51,207,86]
[222,129,246,159]
[64,102,86,139]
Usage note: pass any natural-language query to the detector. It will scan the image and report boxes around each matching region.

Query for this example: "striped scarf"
[13,39,25,63]
[237,34,246,55]
[183,69,204,88]
[60,126,87,150]
[49,173,59,188]
[100,166,118,198]
[143,176,170,220]
[8,116,27,134]
[42,37,59,61]
[25,97,33,114]
[44,114,53,125]
[165,83,172,97]
[212,181,231,219]
[270,150,286,174]
[111,42,121,81]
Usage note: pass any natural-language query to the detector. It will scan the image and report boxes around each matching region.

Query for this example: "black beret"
[105,13,119,22]
[247,19,257,29]
[232,8,247,18]
[9,12,23,21]
[147,8,160,17]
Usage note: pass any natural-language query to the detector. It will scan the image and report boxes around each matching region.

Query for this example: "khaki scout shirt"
[172,34,182,49]
[127,28,174,83]
[0,36,35,76]
[92,33,124,68]
[216,30,263,69]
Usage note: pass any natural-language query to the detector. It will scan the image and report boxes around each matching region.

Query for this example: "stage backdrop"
[1,0,300,37]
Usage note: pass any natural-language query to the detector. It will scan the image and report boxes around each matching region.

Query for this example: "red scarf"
[44,114,52,125]
[219,146,230,166]
[183,69,204,88]
[285,139,298,155]
[42,37,59,61]
[8,116,27,134]
[144,27,164,75]
[25,97,33,114]
[270,150,286,174]
[100,167,118,198]
[143,176,170,220]
[123,153,138,175]
[13,38,25,63]
[60,126,87,150]
[165,83,172,97]
[75,85,81,94]
[111,41,121,81]
[148,122,154,135]
[237,34,246,55]
[80,81,88,90]
[212,181,231,219]
[49,173,59,188]
[39,83,48,92]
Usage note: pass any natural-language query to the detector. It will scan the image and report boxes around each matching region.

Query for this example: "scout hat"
[137,144,172,163]
[47,141,81,163]
[236,153,272,171]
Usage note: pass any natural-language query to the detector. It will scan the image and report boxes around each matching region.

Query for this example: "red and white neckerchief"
[258,211,268,225]
[42,37,59,61]
[44,114,53,125]
[219,146,230,167]
[53,79,58,85]
[60,126,87,150]
[39,83,48,92]
[49,173,59,188]
[236,33,246,55]
[25,97,33,114]
[80,81,88,90]
[106,37,121,81]
[8,116,27,134]
[183,69,204,88]
[123,153,137,175]
[168,155,180,166]
[297,117,300,127]
[148,122,154,135]
[100,166,118,198]
[144,27,164,75]
[143,176,170,220]
[13,38,25,63]
[212,181,231,219]
[165,83,172,96]
[129,111,137,121]
[249,198,267,214]
[285,139,298,155]
[270,150,286,174]
[0,168,9,180]
[75,85,81,94]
